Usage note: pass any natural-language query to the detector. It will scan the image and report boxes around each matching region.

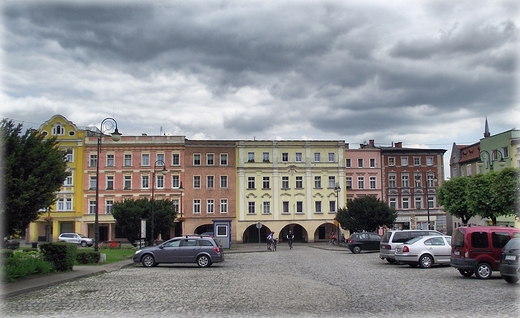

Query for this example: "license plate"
[505,255,517,261]
[396,248,401,252]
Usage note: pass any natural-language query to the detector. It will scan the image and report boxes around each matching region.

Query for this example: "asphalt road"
[2,245,519,318]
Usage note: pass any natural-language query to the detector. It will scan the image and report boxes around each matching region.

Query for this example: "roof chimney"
[395,142,402,148]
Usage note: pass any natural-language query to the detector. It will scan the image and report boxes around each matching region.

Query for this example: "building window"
[345,158,352,168]
[357,158,364,168]
[172,153,180,166]
[295,176,303,189]
[415,197,422,209]
[414,157,421,166]
[220,176,228,188]
[282,153,289,162]
[315,201,322,213]
[389,197,397,209]
[314,153,321,162]
[157,175,164,189]
[247,152,255,162]
[329,201,336,213]
[220,154,228,165]
[427,174,435,188]
[346,177,352,189]
[52,124,65,135]
[156,154,164,166]
[193,200,201,214]
[401,157,408,166]
[220,199,228,214]
[193,154,201,165]
[89,176,97,190]
[247,177,255,189]
[89,200,96,214]
[263,202,271,214]
[106,176,114,190]
[106,200,113,214]
[370,158,376,168]
[296,201,303,214]
[426,157,433,166]
[106,154,115,167]
[170,175,180,188]
[295,152,302,162]
[89,154,97,167]
[248,202,256,214]
[263,152,270,162]
[370,176,376,189]
[388,157,395,166]
[314,176,321,188]
[173,200,179,214]
[414,174,421,188]
[282,176,289,189]
[207,154,214,165]
[124,154,132,166]
[402,174,409,188]
[207,176,214,189]
[141,175,149,189]
[328,153,335,162]
[428,196,434,208]
[207,200,214,214]
[65,149,74,162]
[466,164,472,176]
[64,175,73,186]
[282,201,289,214]
[141,154,150,166]
[124,176,131,190]
[402,197,409,209]
[358,177,365,189]
[389,174,396,188]
[263,177,270,189]
[328,176,336,188]
[502,147,509,158]
[193,176,201,189]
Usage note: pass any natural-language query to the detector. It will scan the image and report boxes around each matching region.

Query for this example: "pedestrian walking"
[286,230,294,249]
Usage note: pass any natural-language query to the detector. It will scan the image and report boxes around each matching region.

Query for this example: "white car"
[58,233,94,247]
[395,235,451,268]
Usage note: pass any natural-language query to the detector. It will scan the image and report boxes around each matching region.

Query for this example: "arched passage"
[243,224,275,243]
[313,223,339,242]
[194,224,214,235]
[280,223,308,243]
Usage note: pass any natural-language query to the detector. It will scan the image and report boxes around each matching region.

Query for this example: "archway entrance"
[280,224,308,243]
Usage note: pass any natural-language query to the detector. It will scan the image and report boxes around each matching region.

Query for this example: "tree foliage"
[336,196,398,233]
[2,119,69,237]
[111,197,177,244]
[437,176,474,225]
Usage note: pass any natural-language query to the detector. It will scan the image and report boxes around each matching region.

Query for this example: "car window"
[199,240,213,247]
[425,237,444,246]
[491,232,511,249]
[405,236,423,244]
[369,234,381,240]
[392,232,409,243]
[163,240,181,248]
[471,232,489,248]
[181,239,198,247]
[504,238,520,250]
[381,232,392,243]
[78,234,86,238]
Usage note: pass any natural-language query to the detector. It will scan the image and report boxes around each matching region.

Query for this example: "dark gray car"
[133,235,224,268]
[347,232,381,254]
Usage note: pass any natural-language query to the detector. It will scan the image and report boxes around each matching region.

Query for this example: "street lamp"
[95,118,121,252]
[477,149,505,171]
[334,183,341,243]
[416,174,437,230]
[178,182,184,236]
[151,160,167,246]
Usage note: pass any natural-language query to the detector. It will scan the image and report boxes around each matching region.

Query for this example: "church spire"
[484,116,490,138]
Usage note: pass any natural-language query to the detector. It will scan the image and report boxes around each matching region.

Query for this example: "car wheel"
[197,255,211,268]
[352,246,361,254]
[141,254,156,267]
[475,262,492,279]
[503,276,519,284]
[80,241,87,247]
[458,269,474,277]
[419,255,433,268]
[386,258,396,264]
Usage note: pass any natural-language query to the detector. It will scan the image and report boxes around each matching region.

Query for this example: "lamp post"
[151,160,167,246]
[477,149,505,171]
[178,182,184,236]
[416,174,437,230]
[95,118,121,252]
[334,183,341,243]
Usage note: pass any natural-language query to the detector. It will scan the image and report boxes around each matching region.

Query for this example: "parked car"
[346,232,381,254]
[394,235,451,268]
[499,237,520,284]
[380,230,443,263]
[133,235,224,268]
[451,226,520,279]
[58,233,94,247]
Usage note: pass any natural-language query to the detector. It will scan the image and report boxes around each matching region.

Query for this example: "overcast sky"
[2,0,519,155]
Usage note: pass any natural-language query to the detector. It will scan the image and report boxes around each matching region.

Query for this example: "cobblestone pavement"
[2,246,519,318]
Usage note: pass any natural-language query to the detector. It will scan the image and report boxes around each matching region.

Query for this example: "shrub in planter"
[39,242,77,272]
[3,251,55,283]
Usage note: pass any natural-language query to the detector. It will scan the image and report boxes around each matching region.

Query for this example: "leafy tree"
[437,176,474,225]
[336,196,398,233]
[112,197,177,244]
[2,119,69,237]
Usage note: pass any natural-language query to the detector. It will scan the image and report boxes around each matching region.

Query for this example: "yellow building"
[236,140,347,243]
[27,115,86,242]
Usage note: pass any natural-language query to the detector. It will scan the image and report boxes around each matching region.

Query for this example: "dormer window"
[52,124,65,135]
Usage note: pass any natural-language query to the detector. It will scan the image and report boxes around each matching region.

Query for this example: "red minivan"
[450,226,520,279]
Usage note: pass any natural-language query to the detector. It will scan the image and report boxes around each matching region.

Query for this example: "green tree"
[2,119,69,237]
[336,196,397,233]
[437,176,474,225]
[112,197,177,244]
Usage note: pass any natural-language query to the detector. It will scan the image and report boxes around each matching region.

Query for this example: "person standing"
[266,231,274,250]
[286,230,294,249]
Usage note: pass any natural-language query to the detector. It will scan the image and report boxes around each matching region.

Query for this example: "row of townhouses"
[25,115,518,246]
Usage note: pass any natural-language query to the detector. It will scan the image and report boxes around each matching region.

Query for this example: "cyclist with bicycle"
[287,230,294,249]
[266,231,274,250]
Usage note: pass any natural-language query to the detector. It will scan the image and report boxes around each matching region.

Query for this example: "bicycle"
[271,239,277,251]
[326,238,338,246]
[288,239,293,249]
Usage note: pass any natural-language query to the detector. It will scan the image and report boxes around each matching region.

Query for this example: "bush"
[2,251,55,283]
[76,250,101,264]
[39,242,77,272]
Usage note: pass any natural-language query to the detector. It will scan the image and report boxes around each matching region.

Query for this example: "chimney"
[395,142,402,148]
[369,139,375,146]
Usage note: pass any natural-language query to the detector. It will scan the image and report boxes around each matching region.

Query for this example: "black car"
[347,232,381,254]
[499,237,520,283]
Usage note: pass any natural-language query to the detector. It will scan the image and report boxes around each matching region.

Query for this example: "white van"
[380,230,443,263]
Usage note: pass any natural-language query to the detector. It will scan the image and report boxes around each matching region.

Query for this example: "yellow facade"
[27,115,86,242]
